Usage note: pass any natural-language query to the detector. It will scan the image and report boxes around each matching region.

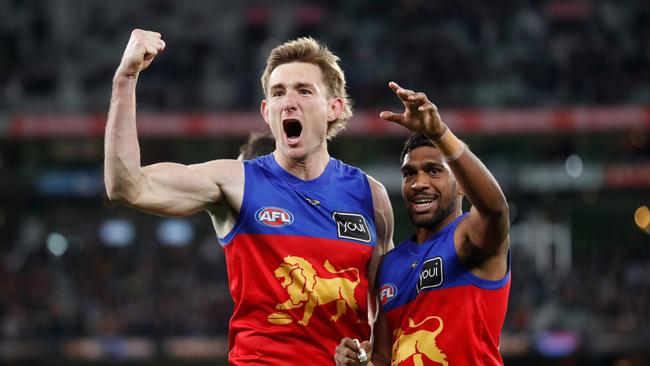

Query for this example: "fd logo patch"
[333,212,371,242]
[417,257,443,292]
[256,207,294,227]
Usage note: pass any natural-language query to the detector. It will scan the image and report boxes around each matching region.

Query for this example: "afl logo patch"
[380,283,397,305]
[256,207,294,227]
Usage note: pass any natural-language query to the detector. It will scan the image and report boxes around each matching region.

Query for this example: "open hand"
[380,82,446,139]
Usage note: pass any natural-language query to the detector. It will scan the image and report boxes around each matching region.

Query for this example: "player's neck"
[274,147,330,181]
[414,211,462,244]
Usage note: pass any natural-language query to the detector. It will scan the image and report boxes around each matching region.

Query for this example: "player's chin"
[281,145,308,160]
[408,212,435,228]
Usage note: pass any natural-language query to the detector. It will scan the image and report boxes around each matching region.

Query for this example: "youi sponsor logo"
[333,212,371,242]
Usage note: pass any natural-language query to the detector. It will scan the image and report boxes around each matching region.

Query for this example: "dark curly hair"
[400,133,437,163]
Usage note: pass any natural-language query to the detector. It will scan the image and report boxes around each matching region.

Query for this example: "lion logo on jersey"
[267,256,360,326]
[392,316,448,366]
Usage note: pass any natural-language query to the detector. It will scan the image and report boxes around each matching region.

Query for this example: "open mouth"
[409,196,438,212]
[283,119,303,140]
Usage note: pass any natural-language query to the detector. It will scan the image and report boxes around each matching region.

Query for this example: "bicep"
[367,177,395,310]
[454,206,509,278]
[460,205,509,254]
[369,176,395,256]
[130,160,241,217]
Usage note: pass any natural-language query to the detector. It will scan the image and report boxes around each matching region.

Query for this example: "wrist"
[424,125,448,141]
[113,72,138,88]
[113,67,139,84]
[431,128,465,162]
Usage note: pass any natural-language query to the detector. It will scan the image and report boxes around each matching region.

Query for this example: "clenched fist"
[334,337,371,366]
[116,29,166,78]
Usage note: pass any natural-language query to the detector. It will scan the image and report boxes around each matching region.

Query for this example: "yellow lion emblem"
[268,255,361,326]
[392,316,448,366]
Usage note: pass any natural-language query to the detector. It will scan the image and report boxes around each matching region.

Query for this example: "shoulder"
[367,175,390,209]
[188,158,244,187]
[367,174,394,253]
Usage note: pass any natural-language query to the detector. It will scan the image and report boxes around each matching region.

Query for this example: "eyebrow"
[400,164,414,173]
[400,161,445,173]
[269,81,316,91]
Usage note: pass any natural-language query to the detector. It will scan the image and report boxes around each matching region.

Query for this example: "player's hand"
[116,29,166,78]
[334,337,371,366]
[380,81,446,139]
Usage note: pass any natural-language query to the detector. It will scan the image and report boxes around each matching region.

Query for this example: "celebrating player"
[335,82,510,366]
[104,29,393,364]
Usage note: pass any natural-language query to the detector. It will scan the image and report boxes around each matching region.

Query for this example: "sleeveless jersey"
[219,154,377,365]
[378,214,510,366]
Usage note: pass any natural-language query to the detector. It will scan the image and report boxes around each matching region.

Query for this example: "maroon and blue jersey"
[378,214,510,366]
[219,154,377,365]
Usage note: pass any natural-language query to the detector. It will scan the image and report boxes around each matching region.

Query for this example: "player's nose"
[410,172,430,190]
[283,102,297,113]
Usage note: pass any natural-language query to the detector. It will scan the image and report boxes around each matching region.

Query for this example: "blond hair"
[261,37,352,139]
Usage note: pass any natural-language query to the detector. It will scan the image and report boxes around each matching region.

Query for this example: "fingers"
[389,81,416,103]
[133,29,165,57]
[387,82,437,112]
[389,81,429,105]
[379,111,404,125]
[117,29,165,77]
[334,338,367,366]
[360,340,372,354]
[383,82,444,134]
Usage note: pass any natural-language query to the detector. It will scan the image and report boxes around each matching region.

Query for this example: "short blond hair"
[261,37,353,139]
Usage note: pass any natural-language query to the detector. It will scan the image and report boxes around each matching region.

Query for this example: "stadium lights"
[634,205,650,234]
[46,233,68,256]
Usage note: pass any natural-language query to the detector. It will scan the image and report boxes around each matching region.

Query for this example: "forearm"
[434,127,508,219]
[104,74,143,203]
[369,311,392,366]
[369,352,391,366]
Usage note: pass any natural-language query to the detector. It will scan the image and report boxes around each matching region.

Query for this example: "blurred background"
[1,0,649,365]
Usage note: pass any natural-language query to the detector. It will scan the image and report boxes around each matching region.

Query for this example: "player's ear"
[452,175,464,198]
[327,97,343,123]
[261,99,270,125]
[457,185,465,198]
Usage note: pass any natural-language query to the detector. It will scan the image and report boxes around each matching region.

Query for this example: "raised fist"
[116,29,166,78]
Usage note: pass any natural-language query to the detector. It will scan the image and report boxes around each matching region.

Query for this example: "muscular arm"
[381,81,509,278]
[447,147,509,267]
[366,177,394,322]
[105,29,243,217]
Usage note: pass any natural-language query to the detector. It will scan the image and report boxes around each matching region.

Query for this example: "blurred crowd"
[1,0,650,114]
[1,0,649,362]
[1,199,648,349]
[0,203,233,338]
[506,245,650,336]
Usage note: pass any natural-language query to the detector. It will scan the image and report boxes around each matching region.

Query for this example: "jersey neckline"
[267,154,337,192]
